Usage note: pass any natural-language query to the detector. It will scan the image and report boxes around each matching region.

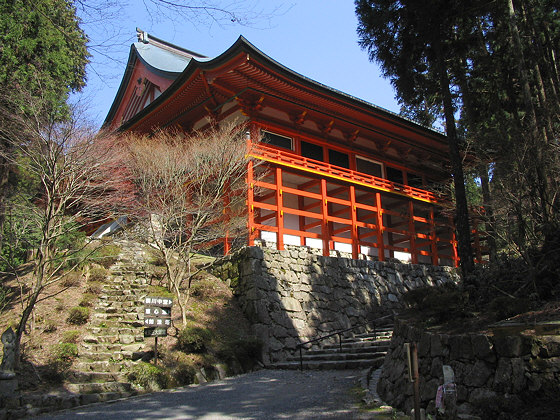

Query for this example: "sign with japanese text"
[144,296,173,336]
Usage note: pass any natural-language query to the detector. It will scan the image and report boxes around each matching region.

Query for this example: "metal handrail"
[295,313,394,371]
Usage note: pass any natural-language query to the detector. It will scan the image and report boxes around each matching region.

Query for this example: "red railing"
[249,142,441,204]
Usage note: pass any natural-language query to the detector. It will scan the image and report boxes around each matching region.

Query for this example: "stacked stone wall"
[377,320,560,417]
[213,245,460,364]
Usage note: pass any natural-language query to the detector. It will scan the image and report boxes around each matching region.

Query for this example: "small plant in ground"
[88,266,109,282]
[43,320,57,333]
[177,326,213,353]
[79,293,97,307]
[127,362,170,391]
[66,306,90,325]
[42,342,79,383]
[147,285,174,298]
[62,330,80,343]
[190,277,221,300]
[61,271,82,287]
[85,281,103,294]
[53,342,78,363]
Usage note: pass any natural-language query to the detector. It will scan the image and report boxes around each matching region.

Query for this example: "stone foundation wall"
[377,320,560,417]
[213,245,460,364]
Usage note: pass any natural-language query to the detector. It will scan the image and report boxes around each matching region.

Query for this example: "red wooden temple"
[105,30,486,267]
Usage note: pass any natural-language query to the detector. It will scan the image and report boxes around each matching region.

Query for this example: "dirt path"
[37,369,373,419]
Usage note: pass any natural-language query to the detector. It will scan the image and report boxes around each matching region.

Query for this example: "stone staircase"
[66,240,150,398]
[269,326,393,370]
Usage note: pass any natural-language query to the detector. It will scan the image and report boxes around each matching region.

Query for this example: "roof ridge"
[135,28,208,59]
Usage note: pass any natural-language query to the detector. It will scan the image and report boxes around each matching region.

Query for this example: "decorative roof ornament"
[137,28,149,44]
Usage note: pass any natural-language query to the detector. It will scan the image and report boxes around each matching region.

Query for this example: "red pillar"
[349,185,359,259]
[375,192,385,261]
[321,178,330,256]
[275,167,284,250]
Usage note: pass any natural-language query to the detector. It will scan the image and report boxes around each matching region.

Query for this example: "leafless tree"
[117,122,260,326]
[0,95,128,367]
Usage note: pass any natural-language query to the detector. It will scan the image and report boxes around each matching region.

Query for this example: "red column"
[349,185,359,259]
[429,206,439,265]
[275,167,284,250]
[321,178,330,256]
[409,200,418,264]
[375,192,385,261]
[247,160,256,246]
[450,216,459,268]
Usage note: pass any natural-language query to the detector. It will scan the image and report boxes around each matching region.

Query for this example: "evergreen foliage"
[0,0,89,113]
[355,1,560,289]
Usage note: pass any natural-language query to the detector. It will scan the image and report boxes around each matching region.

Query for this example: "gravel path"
[37,369,372,420]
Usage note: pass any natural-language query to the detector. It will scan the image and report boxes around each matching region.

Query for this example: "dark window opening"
[356,157,383,178]
[262,131,292,150]
[407,173,423,188]
[301,141,323,161]
[328,149,349,169]
[386,167,404,184]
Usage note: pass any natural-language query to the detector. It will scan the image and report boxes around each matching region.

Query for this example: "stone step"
[348,330,393,340]
[79,352,125,362]
[323,339,391,351]
[66,381,133,394]
[305,344,389,355]
[75,361,130,373]
[93,313,142,322]
[67,371,129,383]
[77,391,137,406]
[85,334,143,344]
[87,326,140,335]
[80,343,123,352]
[287,351,387,362]
[269,357,385,370]
[341,335,392,344]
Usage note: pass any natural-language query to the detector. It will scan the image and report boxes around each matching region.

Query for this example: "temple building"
[105,30,484,267]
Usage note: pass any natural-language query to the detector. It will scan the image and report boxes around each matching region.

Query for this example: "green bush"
[53,342,78,363]
[190,278,222,300]
[61,271,82,287]
[62,330,80,344]
[79,293,96,307]
[85,281,103,294]
[127,362,170,390]
[43,342,78,383]
[177,327,212,353]
[43,320,57,333]
[171,362,197,386]
[66,306,90,325]
[88,266,109,282]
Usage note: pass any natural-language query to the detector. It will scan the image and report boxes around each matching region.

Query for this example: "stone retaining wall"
[213,245,460,364]
[377,320,560,417]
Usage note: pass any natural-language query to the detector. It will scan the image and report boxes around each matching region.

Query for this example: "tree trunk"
[507,0,552,224]
[435,42,474,278]
[478,164,497,262]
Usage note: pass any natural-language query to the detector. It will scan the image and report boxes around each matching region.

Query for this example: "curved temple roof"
[105,31,441,133]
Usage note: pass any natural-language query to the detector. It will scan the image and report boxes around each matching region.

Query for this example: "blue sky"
[75,1,400,127]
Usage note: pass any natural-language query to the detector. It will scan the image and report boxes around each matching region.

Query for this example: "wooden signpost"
[144,296,172,364]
